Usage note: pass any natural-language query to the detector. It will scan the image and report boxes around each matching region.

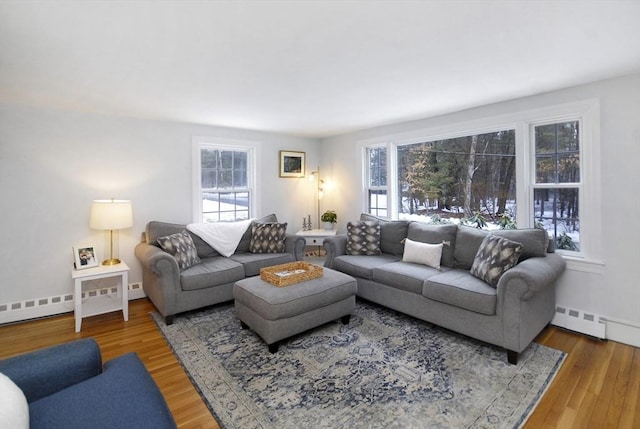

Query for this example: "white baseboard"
[0,283,146,325]
[605,317,640,348]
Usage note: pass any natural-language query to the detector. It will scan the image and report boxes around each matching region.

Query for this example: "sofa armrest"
[497,253,566,301]
[285,234,306,261]
[0,339,102,403]
[323,235,348,268]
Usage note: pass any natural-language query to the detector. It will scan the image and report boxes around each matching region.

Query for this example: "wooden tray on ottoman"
[260,261,323,287]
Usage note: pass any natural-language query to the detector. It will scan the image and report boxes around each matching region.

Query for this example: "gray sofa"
[135,215,305,324]
[323,214,566,364]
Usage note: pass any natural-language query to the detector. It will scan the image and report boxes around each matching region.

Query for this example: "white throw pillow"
[402,238,443,269]
[0,372,29,429]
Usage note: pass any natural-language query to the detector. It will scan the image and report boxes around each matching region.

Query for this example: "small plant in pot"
[320,210,337,230]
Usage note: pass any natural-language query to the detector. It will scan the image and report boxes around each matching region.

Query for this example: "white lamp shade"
[90,199,133,230]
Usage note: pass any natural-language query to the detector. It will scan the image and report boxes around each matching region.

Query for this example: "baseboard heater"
[551,306,606,339]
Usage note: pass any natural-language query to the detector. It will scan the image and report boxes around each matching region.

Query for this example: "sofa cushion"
[373,261,444,294]
[347,221,381,255]
[406,222,458,268]
[0,372,28,429]
[470,235,523,287]
[333,254,401,280]
[360,213,408,256]
[230,252,295,277]
[146,221,219,259]
[454,226,489,270]
[424,270,497,315]
[237,214,278,253]
[180,257,245,291]
[402,238,443,269]
[491,228,548,260]
[157,231,201,271]
[249,222,287,253]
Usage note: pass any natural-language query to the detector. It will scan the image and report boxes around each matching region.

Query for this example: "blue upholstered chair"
[0,338,177,429]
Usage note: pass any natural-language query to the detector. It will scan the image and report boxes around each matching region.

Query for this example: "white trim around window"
[191,136,261,223]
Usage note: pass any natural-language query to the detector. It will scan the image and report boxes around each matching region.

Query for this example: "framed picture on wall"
[279,150,306,178]
[73,244,99,270]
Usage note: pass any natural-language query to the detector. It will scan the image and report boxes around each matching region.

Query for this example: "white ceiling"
[1,1,639,138]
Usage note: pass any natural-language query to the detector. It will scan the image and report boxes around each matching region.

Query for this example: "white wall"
[321,73,640,346]
[0,103,320,314]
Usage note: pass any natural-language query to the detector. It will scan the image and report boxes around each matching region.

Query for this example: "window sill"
[561,255,605,274]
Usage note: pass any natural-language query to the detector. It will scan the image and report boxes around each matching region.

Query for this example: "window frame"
[358,99,601,269]
[192,136,260,223]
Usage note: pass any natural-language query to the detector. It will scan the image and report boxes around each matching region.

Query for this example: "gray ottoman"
[233,267,357,352]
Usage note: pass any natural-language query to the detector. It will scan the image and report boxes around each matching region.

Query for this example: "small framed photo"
[73,245,98,269]
[279,150,306,178]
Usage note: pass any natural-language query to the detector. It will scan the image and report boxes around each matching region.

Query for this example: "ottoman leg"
[240,321,249,330]
[341,314,351,325]
[268,342,279,353]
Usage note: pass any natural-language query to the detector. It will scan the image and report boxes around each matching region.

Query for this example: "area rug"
[152,301,565,429]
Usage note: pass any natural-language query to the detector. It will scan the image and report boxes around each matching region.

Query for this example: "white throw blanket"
[187,219,254,257]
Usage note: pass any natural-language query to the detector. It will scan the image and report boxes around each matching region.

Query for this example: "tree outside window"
[396,130,516,227]
[533,121,580,251]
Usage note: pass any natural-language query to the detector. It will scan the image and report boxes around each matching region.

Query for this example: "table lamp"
[89,199,133,265]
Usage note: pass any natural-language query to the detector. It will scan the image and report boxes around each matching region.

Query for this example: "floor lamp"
[90,199,133,265]
[308,166,324,227]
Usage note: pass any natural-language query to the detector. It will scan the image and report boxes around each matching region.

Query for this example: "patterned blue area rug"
[153,301,565,429]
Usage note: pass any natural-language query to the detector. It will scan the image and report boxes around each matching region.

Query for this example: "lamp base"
[102,258,122,266]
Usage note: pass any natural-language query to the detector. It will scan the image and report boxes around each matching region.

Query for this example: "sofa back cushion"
[406,223,458,268]
[454,226,489,270]
[360,213,408,256]
[236,214,278,253]
[491,229,549,260]
[146,221,219,258]
[454,226,550,270]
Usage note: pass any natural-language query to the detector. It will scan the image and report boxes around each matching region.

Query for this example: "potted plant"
[320,210,337,230]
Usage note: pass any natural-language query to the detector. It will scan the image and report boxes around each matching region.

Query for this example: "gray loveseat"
[324,214,566,364]
[135,215,305,324]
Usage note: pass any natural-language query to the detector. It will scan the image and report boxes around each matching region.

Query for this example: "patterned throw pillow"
[249,222,287,253]
[346,221,381,255]
[470,235,523,287]
[157,231,201,271]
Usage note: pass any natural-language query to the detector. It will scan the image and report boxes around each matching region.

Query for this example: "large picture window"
[396,130,516,225]
[193,138,256,223]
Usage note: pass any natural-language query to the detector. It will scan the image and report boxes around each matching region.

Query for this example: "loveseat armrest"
[285,234,306,261]
[135,242,180,281]
[0,339,102,403]
[323,235,348,269]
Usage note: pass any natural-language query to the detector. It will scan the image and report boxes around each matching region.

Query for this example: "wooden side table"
[296,228,337,256]
[71,262,129,332]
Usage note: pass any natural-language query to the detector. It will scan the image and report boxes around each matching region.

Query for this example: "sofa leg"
[341,314,351,325]
[240,321,249,330]
[507,350,518,365]
[268,342,279,353]
[165,315,175,325]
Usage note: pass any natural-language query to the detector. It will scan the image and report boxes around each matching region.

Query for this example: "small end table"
[296,228,337,256]
[71,262,130,332]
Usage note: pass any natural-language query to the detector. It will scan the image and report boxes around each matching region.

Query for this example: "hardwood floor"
[1,298,638,429]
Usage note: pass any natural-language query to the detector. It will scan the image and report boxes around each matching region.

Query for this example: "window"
[533,121,581,251]
[396,130,516,224]
[193,138,257,223]
[366,147,388,217]
[361,99,600,263]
